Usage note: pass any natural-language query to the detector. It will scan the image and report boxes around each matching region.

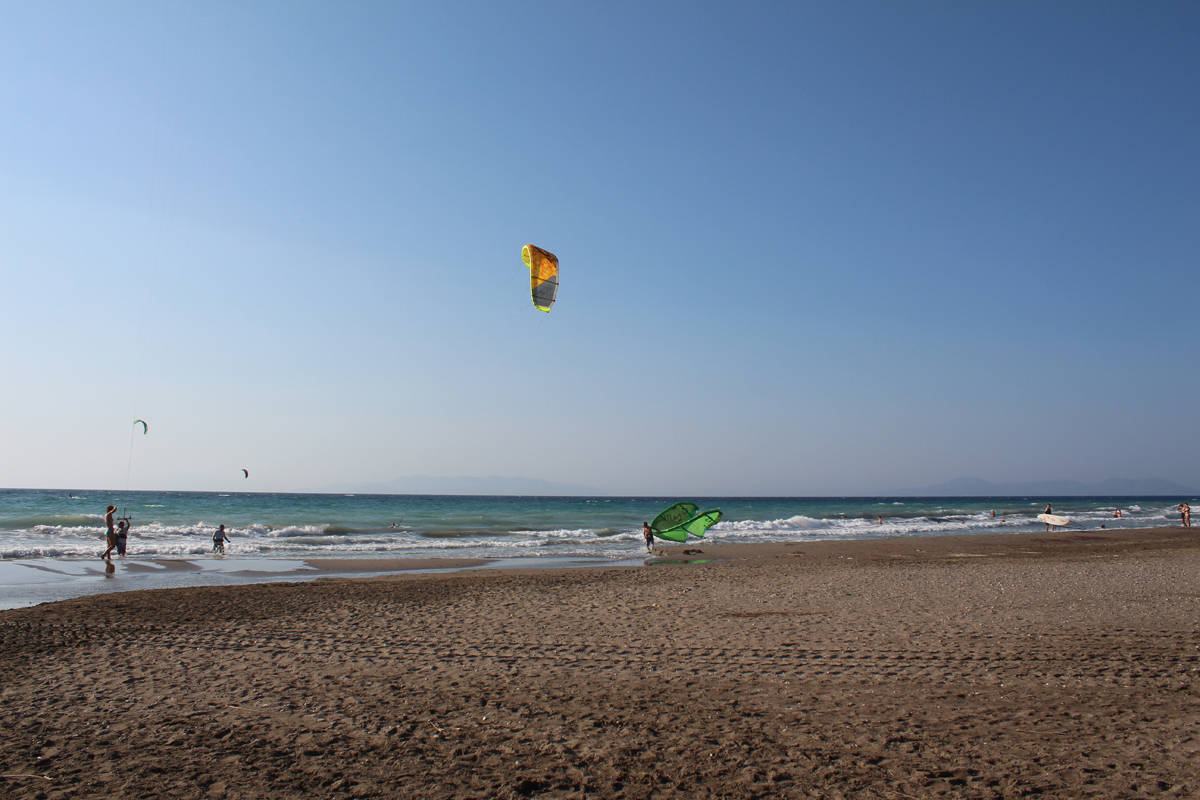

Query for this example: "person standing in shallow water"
[1179,503,1192,528]
[115,518,130,556]
[1043,503,1053,532]
[101,505,118,559]
[212,524,231,553]
[643,522,654,553]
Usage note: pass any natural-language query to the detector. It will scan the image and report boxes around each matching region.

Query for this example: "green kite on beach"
[650,502,722,542]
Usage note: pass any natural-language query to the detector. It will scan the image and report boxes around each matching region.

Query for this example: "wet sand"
[3,527,1200,798]
[0,556,497,611]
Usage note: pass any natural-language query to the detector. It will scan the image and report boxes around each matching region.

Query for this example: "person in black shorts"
[115,518,130,556]
[213,524,231,553]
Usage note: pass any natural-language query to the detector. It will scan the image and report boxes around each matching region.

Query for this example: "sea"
[0,489,1193,609]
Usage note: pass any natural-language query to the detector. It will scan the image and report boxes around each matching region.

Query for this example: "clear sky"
[1,1,1197,495]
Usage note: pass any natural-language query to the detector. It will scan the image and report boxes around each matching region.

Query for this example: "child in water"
[212,524,231,553]
[115,518,130,556]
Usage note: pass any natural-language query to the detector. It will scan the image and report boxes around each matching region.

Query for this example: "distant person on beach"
[643,522,654,553]
[1180,503,1192,528]
[1114,509,1122,519]
[877,516,883,525]
[1043,503,1053,532]
[990,510,995,518]
[116,518,129,556]
[101,505,118,559]
[213,524,230,553]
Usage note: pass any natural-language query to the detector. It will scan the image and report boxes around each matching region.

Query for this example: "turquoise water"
[1,489,1192,561]
[1,489,1191,610]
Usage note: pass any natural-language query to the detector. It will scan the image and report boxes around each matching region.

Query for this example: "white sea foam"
[1,500,1188,567]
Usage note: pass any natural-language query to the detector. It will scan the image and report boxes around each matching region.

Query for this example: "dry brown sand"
[3,527,1200,799]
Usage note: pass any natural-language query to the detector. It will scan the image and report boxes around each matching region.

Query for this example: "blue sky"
[1,1,1197,494]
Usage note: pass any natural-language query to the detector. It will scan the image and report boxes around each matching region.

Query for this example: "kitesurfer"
[643,522,654,553]
[101,505,118,559]
[213,524,231,553]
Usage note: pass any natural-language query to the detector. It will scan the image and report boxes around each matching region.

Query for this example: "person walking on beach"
[212,524,231,553]
[643,522,654,553]
[1043,503,1053,532]
[101,505,118,559]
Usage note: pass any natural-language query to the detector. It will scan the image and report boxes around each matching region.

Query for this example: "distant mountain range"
[897,476,1197,497]
[323,475,595,496]
[316,474,1194,497]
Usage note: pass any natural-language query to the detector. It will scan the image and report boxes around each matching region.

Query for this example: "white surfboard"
[1037,513,1070,527]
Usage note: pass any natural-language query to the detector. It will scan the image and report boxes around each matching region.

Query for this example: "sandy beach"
[3,527,1200,799]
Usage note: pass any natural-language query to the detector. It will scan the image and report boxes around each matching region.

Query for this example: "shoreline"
[0,554,500,612]
[0,525,1194,612]
[4,490,1187,568]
